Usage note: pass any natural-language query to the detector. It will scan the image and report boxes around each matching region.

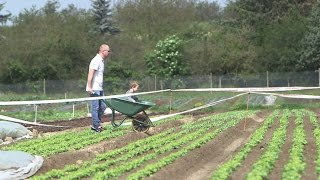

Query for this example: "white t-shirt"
[86,54,104,91]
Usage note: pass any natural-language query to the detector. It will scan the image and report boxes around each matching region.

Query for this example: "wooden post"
[72,104,75,119]
[210,73,213,94]
[43,79,46,95]
[34,104,38,123]
[169,90,172,114]
[267,71,269,87]
[154,75,157,91]
[87,103,90,114]
[243,93,250,131]
[219,76,222,88]
[314,68,320,86]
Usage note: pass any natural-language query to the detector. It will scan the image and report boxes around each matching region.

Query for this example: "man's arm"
[87,68,96,94]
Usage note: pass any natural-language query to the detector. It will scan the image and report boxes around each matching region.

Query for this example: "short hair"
[99,44,109,52]
[130,81,139,88]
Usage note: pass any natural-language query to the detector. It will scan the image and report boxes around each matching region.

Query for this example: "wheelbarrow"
[102,98,155,132]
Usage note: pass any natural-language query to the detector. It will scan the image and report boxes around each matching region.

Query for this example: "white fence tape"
[250,91,320,100]
[173,86,320,92]
[122,92,249,125]
[1,86,320,128]
[0,89,171,106]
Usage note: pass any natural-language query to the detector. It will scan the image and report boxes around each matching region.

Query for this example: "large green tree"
[145,35,188,78]
[0,2,11,40]
[114,0,199,41]
[91,0,118,35]
[0,1,94,83]
[183,22,257,75]
[0,3,10,24]
[298,0,320,71]
[224,0,314,72]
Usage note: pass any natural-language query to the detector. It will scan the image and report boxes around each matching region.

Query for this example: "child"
[126,80,139,102]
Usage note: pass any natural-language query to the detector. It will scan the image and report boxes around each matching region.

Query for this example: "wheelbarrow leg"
[142,110,154,127]
[110,108,127,127]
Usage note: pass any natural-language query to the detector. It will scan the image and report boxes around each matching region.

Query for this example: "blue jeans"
[91,90,107,129]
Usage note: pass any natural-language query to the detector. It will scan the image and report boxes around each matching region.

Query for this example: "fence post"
[210,73,213,93]
[154,75,157,91]
[267,71,269,87]
[34,104,38,123]
[219,76,222,88]
[43,79,46,95]
[315,68,320,87]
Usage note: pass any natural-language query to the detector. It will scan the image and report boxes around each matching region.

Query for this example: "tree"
[0,3,10,24]
[195,1,221,21]
[298,0,320,70]
[183,22,257,75]
[91,0,119,35]
[0,2,11,40]
[114,0,199,41]
[228,0,314,27]
[0,2,95,82]
[145,35,188,79]
[224,0,314,72]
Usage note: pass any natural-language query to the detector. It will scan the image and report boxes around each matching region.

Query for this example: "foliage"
[0,2,11,25]
[114,0,201,41]
[298,0,320,70]
[145,35,188,79]
[104,60,136,93]
[0,1,95,82]
[0,2,11,42]
[91,0,119,35]
[183,22,257,75]
[0,0,320,84]
[258,9,307,72]
[225,0,313,72]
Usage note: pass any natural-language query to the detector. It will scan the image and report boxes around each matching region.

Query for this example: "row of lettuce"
[2,109,254,179]
[211,109,319,179]
[1,108,320,179]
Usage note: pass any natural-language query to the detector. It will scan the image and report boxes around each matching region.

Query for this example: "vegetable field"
[1,108,320,179]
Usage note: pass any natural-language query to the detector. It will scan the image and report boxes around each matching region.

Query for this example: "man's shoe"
[91,126,102,133]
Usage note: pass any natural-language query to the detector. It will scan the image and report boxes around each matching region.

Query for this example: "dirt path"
[268,116,295,179]
[144,116,262,180]
[301,115,317,179]
[230,113,280,179]
[35,116,193,175]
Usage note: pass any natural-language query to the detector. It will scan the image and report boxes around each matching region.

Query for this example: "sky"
[0,0,227,17]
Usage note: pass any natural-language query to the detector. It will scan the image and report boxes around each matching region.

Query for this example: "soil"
[16,110,319,179]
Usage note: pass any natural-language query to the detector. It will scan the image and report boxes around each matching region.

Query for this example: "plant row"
[31,110,256,179]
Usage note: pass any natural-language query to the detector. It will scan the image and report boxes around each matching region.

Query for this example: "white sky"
[0,0,227,17]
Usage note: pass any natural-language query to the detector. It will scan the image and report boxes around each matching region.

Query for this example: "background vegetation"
[0,0,319,86]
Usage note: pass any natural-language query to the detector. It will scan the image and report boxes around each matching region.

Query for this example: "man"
[86,44,110,132]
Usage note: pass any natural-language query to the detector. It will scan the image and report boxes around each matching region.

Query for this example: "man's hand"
[87,88,93,96]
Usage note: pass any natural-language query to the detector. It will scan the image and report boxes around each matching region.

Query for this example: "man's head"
[99,44,110,59]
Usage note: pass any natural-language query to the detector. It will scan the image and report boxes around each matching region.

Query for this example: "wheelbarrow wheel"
[132,114,151,133]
